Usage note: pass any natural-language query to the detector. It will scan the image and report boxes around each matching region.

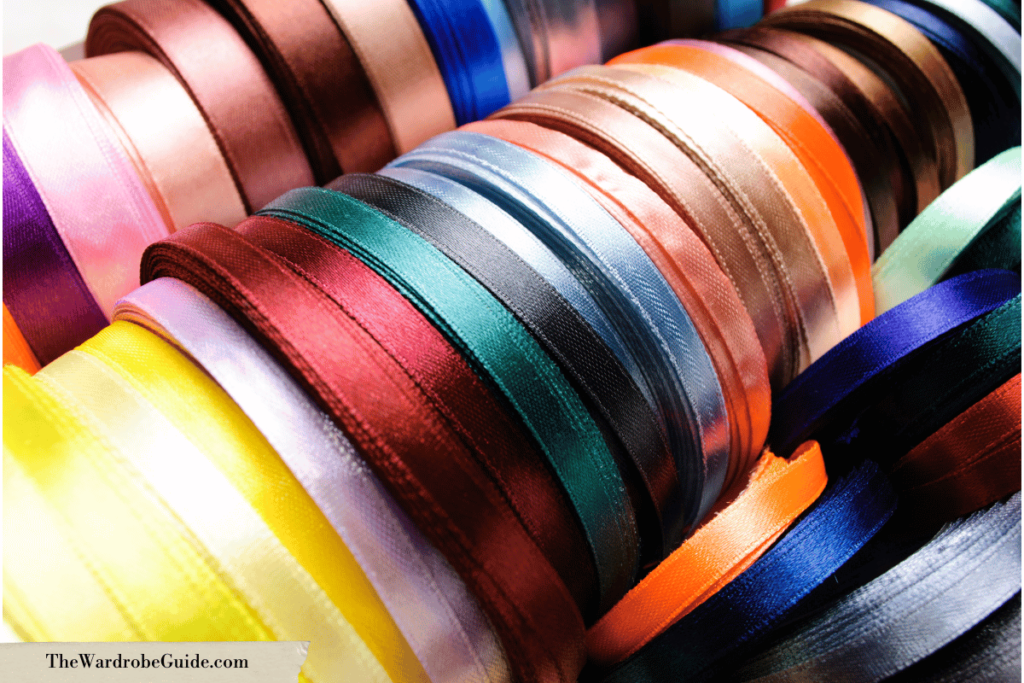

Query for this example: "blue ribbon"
[716,0,764,30]
[770,270,1021,458]
[405,0,511,125]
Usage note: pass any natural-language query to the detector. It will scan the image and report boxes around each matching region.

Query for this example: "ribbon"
[770,269,1020,458]
[405,0,510,125]
[142,221,587,683]
[2,304,40,374]
[947,200,1022,276]
[978,0,1021,29]
[717,0,765,28]
[763,0,974,189]
[594,460,897,683]
[873,147,1021,313]
[735,493,1021,682]
[587,442,828,667]
[330,172,676,563]
[461,117,770,495]
[69,51,247,231]
[1,129,107,366]
[3,43,167,322]
[389,131,729,539]
[113,278,511,683]
[502,0,603,86]
[891,374,1021,526]
[86,0,314,211]
[478,0,532,100]
[39,328,411,683]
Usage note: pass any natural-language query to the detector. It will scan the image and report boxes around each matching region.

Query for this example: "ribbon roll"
[2,304,40,374]
[390,131,729,540]
[330,172,675,564]
[478,0,532,100]
[978,0,1021,29]
[735,493,1022,682]
[946,201,1022,277]
[891,374,1021,527]
[2,130,107,366]
[587,442,828,667]
[770,269,1020,458]
[503,0,603,86]
[3,44,166,346]
[594,0,639,61]
[608,42,874,324]
[86,0,314,211]
[462,117,770,494]
[142,221,587,683]
[595,460,896,683]
[113,277,511,683]
[405,0,511,125]
[39,324,414,683]
[867,0,1021,166]
[873,147,1021,313]
[69,51,247,231]
[763,0,974,188]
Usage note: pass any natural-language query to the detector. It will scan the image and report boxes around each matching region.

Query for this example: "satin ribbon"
[1,129,107,366]
[39,327,412,683]
[769,269,1020,458]
[608,43,873,325]
[587,442,828,667]
[595,0,639,61]
[205,0,393,180]
[69,51,247,231]
[86,0,314,211]
[405,0,510,125]
[142,221,587,683]
[330,172,675,563]
[595,460,897,683]
[947,200,1022,277]
[461,117,770,495]
[113,278,511,683]
[873,147,1021,313]
[503,0,603,86]
[2,304,40,374]
[493,84,795,389]
[478,0,532,100]
[389,131,729,539]
[735,493,1021,682]
[3,43,167,320]
[978,0,1021,29]
[891,374,1021,527]
[867,0,1020,167]
[763,0,974,188]
[718,0,766,28]
[374,165,654,416]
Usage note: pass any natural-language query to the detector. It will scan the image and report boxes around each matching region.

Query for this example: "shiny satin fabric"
[2,304,40,374]
[503,0,603,86]
[204,0,392,180]
[608,43,873,326]
[112,278,510,683]
[141,222,587,683]
[390,131,730,539]
[1,130,108,366]
[86,0,314,212]
[330,172,674,565]
[69,51,246,231]
[38,333,411,683]
[376,165,655,415]
[586,442,828,667]
[463,117,770,495]
[873,147,1021,313]
[946,201,1022,276]
[770,270,1021,458]
[493,84,795,388]
[3,43,167,321]
[735,494,1022,683]
[763,0,975,188]
[478,0,532,100]
[891,374,1021,527]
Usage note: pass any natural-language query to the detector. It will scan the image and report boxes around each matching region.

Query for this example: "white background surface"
[4,1,109,55]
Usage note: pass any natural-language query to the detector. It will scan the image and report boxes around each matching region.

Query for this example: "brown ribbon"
[86,0,314,212]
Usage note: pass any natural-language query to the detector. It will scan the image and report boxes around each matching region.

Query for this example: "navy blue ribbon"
[770,270,1021,458]
[406,0,511,125]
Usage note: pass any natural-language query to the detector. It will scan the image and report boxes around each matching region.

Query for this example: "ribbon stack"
[3,0,1021,682]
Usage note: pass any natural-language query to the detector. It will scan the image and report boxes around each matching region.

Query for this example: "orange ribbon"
[3,304,41,373]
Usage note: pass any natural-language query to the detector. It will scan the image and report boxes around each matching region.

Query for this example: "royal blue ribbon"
[770,270,1021,458]
[716,0,764,30]
[406,0,511,125]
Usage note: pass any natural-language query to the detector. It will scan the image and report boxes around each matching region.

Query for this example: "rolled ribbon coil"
[2,304,40,374]
[503,0,604,86]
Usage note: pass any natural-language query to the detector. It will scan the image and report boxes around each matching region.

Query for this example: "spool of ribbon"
[977,0,1021,29]
[69,51,247,231]
[502,0,604,86]
[86,0,314,212]
[873,146,1021,313]
[586,442,828,667]
[113,278,511,683]
[2,304,40,374]
[141,220,587,683]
